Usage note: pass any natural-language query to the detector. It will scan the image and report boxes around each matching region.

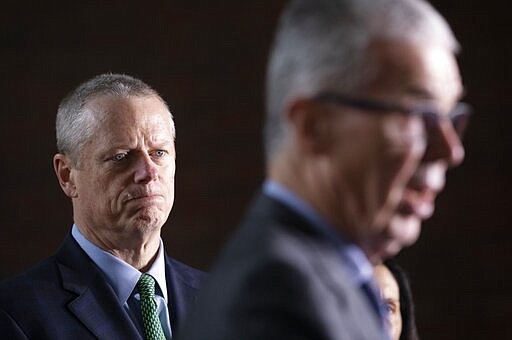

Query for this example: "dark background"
[0,1,509,339]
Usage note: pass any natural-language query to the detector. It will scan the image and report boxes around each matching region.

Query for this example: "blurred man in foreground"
[180,0,470,339]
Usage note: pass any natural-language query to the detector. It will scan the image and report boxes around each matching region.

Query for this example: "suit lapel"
[311,246,385,339]
[256,193,386,339]
[56,235,142,340]
[164,255,203,332]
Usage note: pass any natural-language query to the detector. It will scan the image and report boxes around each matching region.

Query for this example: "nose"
[422,119,465,167]
[134,154,158,184]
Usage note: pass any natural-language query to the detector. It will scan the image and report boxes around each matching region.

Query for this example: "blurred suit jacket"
[0,234,204,339]
[178,192,386,340]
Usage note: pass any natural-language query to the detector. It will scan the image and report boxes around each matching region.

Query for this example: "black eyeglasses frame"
[313,92,472,141]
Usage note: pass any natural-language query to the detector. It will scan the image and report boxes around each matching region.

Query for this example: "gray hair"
[264,0,459,162]
[56,73,173,165]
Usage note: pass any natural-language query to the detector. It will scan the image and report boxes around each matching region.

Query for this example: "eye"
[153,150,167,158]
[386,302,398,314]
[381,300,397,314]
[111,153,128,162]
[420,111,440,132]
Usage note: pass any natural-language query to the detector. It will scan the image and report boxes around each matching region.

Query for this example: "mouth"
[372,187,439,260]
[374,212,423,260]
[125,192,164,203]
[398,189,436,220]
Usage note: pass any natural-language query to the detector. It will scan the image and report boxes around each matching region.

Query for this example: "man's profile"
[179,0,470,339]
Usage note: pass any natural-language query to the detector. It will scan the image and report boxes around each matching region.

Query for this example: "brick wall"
[0,1,509,339]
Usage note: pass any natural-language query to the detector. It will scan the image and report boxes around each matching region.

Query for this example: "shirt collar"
[71,224,168,304]
[263,180,374,285]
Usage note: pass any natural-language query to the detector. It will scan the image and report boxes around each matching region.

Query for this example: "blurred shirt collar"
[263,180,374,285]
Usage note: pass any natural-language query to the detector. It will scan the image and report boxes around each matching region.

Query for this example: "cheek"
[390,311,403,339]
[76,175,115,216]
[381,115,425,168]
[170,164,176,186]
[368,118,425,230]
[378,118,426,197]
[88,169,129,214]
[160,164,176,205]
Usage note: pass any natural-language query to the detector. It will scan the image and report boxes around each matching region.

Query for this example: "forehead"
[361,39,463,110]
[88,94,170,120]
[86,94,174,137]
[374,265,399,298]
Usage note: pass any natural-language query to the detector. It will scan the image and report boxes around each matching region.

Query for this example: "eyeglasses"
[314,92,472,142]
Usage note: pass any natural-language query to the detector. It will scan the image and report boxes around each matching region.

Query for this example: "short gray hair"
[56,73,173,164]
[264,0,459,162]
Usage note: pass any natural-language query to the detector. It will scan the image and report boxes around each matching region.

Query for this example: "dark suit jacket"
[0,234,204,339]
[179,192,386,340]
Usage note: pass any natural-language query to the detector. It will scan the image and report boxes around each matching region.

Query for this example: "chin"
[129,209,167,233]
[367,217,422,263]
[367,242,401,264]
[388,214,422,245]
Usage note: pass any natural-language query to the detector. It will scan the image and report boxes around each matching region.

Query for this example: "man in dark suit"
[0,73,204,339]
[179,0,470,339]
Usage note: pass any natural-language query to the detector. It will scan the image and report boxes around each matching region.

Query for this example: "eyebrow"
[406,85,436,100]
[407,84,466,102]
[150,139,175,148]
[385,298,399,304]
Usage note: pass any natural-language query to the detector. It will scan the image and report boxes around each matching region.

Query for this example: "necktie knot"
[137,273,157,299]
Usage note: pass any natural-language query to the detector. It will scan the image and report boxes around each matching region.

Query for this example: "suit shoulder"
[166,256,206,288]
[0,256,62,308]
[234,212,329,270]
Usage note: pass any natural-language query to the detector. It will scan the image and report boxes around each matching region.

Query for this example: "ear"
[285,98,334,154]
[53,153,78,198]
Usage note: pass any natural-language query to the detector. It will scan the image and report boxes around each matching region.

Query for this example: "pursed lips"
[124,192,164,203]
[400,165,446,220]
[398,188,437,220]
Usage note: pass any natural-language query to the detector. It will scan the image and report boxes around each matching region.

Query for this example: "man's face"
[69,95,176,239]
[323,39,464,262]
[374,264,402,340]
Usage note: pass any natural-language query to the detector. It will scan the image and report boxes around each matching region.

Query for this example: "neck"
[76,224,161,271]
[268,148,360,242]
[268,149,338,223]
